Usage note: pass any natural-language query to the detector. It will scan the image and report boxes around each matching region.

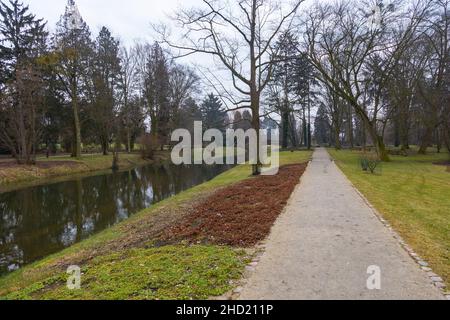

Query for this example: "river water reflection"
[0,162,231,276]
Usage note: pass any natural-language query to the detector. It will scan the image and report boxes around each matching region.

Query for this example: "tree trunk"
[443,124,450,154]
[126,130,131,154]
[290,119,298,148]
[400,122,410,151]
[418,126,433,155]
[347,105,354,148]
[251,94,261,176]
[334,124,342,150]
[101,137,109,156]
[436,128,442,153]
[366,124,390,161]
[249,9,260,176]
[394,118,400,148]
[302,109,307,148]
[375,135,389,162]
[282,111,289,149]
[72,94,82,158]
[16,98,28,164]
[445,134,450,154]
[307,102,312,150]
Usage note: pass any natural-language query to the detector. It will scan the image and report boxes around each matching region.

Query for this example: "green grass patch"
[3,245,248,300]
[329,149,450,288]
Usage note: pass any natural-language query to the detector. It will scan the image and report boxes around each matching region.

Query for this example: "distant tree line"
[0,0,231,164]
[257,0,450,159]
[309,0,449,160]
[2,0,448,166]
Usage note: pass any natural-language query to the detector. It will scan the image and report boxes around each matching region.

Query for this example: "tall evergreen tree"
[267,31,315,149]
[200,93,228,132]
[314,103,331,146]
[51,0,93,158]
[0,0,48,164]
[90,26,121,155]
[140,42,170,148]
[178,96,202,136]
[0,0,46,82]
[267,31,298,148]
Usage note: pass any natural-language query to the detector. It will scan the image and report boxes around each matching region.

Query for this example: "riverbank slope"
[0,151,313,300]
[0,152,168,188]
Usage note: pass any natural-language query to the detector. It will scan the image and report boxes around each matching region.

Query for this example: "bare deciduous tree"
[416,0,449,154]
[304,0,430,161]
[118,46,139,153]
[156,0,304,174]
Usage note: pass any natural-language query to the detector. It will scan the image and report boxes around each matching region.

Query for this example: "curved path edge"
[239,148,445,300]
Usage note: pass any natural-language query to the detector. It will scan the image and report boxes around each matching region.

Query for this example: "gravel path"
[239,148,444,300]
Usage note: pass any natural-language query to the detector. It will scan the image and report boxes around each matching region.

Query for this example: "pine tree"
[90,26,121,155]
[268,31,302,148]
[200,93,228,132]
[314,103,331,146]
[0,0,48,164]
[268,30,316,149]
[178,96,202,136]
[51,0,93,158]
[0,0,47,81]
[141,42,170,148]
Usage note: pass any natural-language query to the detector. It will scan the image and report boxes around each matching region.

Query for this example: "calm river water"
[0,163,230,276]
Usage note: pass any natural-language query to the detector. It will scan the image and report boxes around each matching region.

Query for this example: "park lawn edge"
[0,150,313,300]
[0,152,169,190]
[329,148,450,289]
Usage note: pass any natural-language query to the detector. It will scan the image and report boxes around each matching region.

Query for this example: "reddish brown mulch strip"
[160,164,307,247]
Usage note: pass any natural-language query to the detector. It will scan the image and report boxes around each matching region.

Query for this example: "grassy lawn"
[5,246,247,300]
[0,150,312,300]
[329,149,450,288]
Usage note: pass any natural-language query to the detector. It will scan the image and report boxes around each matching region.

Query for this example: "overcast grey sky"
[21,0,317,114]
[23,0,202,45]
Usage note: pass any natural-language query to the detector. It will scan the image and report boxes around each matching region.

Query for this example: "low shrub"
[360,157,369,171]
[360,154,381,174]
